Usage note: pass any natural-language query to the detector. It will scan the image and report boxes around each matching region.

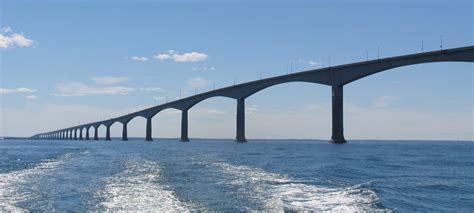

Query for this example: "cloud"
[206,109,226,115]
[153,96,165,100]
[0,27,35,49]
[187,77,211,89]
[155,53,171,60]
[52,82,135,96]
[373,95,400,108]
[0,87,37,94]
[130,56,148,61]
[25,95,39,100]
[91,76,129,85]
[297,58,323,67]
[1,26,12,33]
[308,60,323,66]
[154,50,208,62]
[140,87,165,92]
[192,66,216,71]
[246,104,258,114]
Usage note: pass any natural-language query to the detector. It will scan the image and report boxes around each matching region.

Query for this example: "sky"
[0,0,472,140]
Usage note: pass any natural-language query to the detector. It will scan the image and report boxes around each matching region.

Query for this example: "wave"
[95,157,195,211]
[210,161,390,212]
[0,153,74,212]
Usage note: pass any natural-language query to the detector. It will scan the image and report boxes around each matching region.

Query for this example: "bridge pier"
[330,85,347,144]
[146,117,153,141]
[79,129,83,140]
[236,98,247,142]
[122,122,128,141]
[94,127,99,140]
[86,127,90,140]
[74,129,77,140]
[106,125,111,141]
[181,109,189,142]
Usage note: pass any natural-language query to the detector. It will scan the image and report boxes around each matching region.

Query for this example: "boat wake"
[95,156,195,211]
[210,160,390,212]
[0,153,74,212]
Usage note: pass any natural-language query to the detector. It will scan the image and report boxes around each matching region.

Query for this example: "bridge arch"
[245,82,331,139]
[344,62,472,140]
[151,108,181,139]
[125,115,147,140]
[188,96,237,139]
[107,121,123,140]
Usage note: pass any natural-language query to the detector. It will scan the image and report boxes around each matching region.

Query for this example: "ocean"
[0,139,472,212]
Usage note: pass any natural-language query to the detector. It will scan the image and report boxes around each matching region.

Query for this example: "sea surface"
[0,139,472,212]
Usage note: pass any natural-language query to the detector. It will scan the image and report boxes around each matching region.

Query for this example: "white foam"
[96,157,194,212]
[0,154,72,212]
[212,161,390,212]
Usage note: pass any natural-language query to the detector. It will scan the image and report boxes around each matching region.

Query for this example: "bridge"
[31,46,474,143]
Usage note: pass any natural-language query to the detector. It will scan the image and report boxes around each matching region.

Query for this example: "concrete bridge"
[31,46,474,143]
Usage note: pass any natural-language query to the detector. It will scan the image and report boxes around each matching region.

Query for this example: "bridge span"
[32,46,474,143]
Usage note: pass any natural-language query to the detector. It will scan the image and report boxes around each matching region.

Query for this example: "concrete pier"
[181,109,189,142]
[94,127,99,140]
[236,98,247,142]
[106,125,111,141]
[330,85,347,144]
[146,117,152,141]
[122,123,128,141]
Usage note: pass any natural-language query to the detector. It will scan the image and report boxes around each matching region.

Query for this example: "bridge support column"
[122,123,128,141]
[235,98,247,142]
[106,125,111,141]
[94,127,99,140]
[146,117,153,141]
[181,109,189,142]
[330,85,347,144]
[86,128,90,140]
[74,129,77,140]
[79,129,83,140]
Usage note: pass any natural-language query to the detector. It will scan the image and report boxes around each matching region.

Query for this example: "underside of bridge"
[32,46,474,143]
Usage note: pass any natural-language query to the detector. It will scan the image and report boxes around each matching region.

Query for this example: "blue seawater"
[0,139,472,212]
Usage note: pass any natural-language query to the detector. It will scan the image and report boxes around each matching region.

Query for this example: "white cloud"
[153,96,165,100]
[155,53,171,60]
[192,66,216,71]
[130,56,148,61]
[25,95,38,100]
[308,60,322,66]
[154,50,208,62]
[187,77,211,89]
[0,26,35,49]
[206,109,226,115]
[0,87,37,94]
[246,104,258,114]
[1,26,12,33]
[140,87,165,92]
[53,82,135,96]
[373,95,400,108]
[173,52,208,62]
[91,76,129,85]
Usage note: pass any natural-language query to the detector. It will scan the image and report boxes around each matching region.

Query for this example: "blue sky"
[0,0,472,140]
